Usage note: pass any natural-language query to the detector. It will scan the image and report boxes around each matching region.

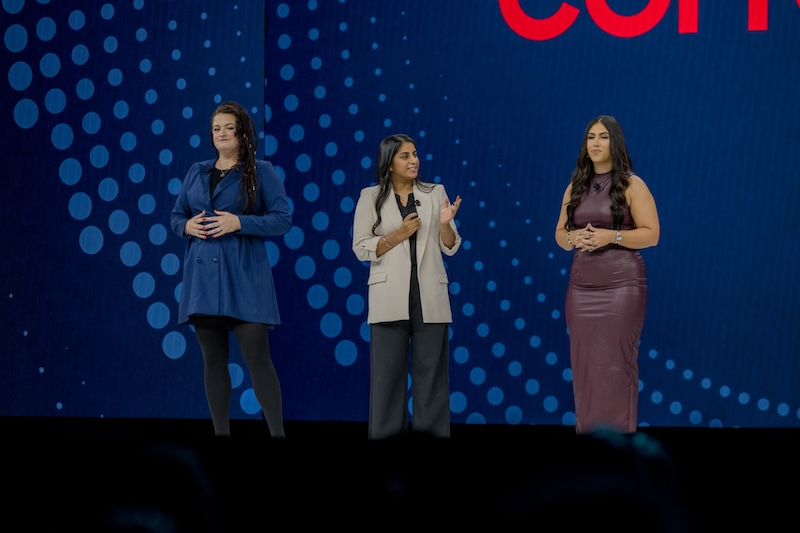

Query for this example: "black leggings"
[193,316,284,437]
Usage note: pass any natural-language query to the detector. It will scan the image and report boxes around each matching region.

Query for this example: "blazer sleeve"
[237,160,292,238]
[170,162,202,239]
[352,186,384,263]
[437,185,462,256]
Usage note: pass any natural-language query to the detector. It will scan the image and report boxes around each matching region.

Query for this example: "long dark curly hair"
[371,133,436,234]
[564,115,633,231]
[209,101,259,214]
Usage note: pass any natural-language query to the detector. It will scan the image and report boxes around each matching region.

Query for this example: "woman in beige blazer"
[352,133,462,439]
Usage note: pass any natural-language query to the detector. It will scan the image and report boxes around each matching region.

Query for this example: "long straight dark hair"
[371,133,435,234]
[564,115,633,231]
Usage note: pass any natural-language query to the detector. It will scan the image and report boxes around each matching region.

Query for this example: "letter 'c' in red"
[498,0,671,41]
[498,0,580,41]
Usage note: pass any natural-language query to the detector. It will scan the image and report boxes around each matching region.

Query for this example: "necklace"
[217,166,235,178]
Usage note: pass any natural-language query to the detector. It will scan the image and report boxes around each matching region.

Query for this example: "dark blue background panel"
[3,1,800,429]
[2,0,267,419]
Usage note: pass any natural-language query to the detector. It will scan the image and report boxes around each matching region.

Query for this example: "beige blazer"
[352,182,462,324]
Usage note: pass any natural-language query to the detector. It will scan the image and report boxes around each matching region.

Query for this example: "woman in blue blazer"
[170,101,291,437]
[353,133,463,439]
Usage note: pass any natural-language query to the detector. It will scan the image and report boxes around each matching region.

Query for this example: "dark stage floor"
[6,417,799,531]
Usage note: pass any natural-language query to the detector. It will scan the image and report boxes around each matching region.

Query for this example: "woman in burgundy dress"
[554,115,660,434]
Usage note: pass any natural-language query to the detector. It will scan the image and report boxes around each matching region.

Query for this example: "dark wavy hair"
[209,101,259,214]
[564,115,633,231]
[371,133,436,234]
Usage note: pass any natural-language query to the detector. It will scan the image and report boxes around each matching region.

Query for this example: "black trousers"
[368,273,450,439]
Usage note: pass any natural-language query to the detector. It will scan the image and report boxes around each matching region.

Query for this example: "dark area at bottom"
[6,418,799,532]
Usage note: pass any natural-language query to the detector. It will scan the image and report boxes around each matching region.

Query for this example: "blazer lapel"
[212,168,240,200]
[382,186,405,232]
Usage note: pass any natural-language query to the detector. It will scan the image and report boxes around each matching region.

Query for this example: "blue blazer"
[352,182,461,324]
[170,158,291,325]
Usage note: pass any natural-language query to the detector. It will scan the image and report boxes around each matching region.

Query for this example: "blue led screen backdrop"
[3,0,799,428]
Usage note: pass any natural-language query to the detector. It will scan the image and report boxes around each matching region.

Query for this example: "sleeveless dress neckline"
[591,171,612,191]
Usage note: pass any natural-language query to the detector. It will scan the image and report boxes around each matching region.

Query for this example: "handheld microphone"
[593,183,601,191]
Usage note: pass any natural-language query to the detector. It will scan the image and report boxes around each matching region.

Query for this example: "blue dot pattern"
[3,0,800,428]
[265,2,576,426]
[3,0,270,419]
[259,1,800,429]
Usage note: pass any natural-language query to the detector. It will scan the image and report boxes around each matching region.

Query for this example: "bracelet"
[567,231,573,245]
[615,230,622,244]
[383,236,394,249]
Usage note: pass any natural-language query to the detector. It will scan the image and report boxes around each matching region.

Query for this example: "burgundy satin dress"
[566,172,647,434]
